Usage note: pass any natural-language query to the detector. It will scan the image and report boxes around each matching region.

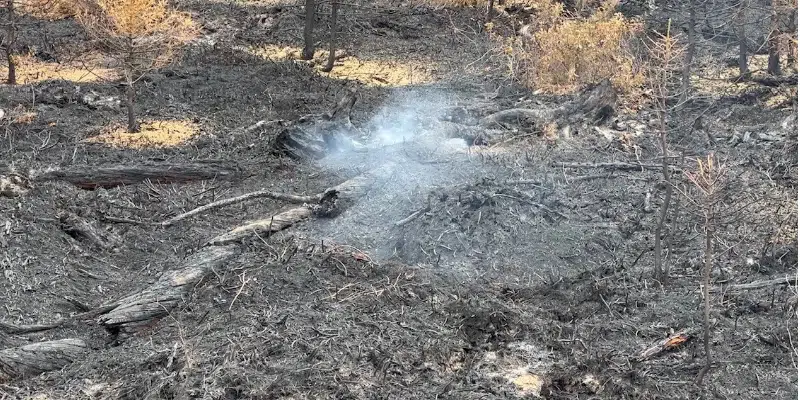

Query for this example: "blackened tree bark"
[302,0,316,60]
[4,0,16,85]
[767,0,782,75]
[736,0,750,77]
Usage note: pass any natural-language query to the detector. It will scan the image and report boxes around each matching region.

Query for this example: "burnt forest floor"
[0,1,797,399]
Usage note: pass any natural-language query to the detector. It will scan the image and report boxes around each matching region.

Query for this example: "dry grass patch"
[0,54,118,84]
[242,45,437,87]
[84,119,200,149]
[322,57,436,87]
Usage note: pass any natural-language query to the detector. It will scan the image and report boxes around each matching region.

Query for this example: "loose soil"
[0,1,796,399]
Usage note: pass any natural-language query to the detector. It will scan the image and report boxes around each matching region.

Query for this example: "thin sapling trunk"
[125,76,139,133]
[4,0,16,85]
[321,1,338,72]
[680,0,696,101]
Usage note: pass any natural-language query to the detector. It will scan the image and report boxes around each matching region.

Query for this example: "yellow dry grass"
[323,57,435,87]
[243,44,436,87]
[85,120,200,149]
[0,54,118,84]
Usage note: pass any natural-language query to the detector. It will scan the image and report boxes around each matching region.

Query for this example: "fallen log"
[97,245,240,332]
[96,164,395,335]
[479,108,555,129]
[58,211,122,251]
[712,275,797,293]
[161,189,321,227]
[0,320,65,334]
[33,161,243,189]
[207,163,397,245]
[0,339,88,383]
[207,206,313,246]
[552,161,664,171]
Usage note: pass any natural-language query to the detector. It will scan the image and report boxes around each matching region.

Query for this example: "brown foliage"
[491,0,644,98]
[75,0,197,79]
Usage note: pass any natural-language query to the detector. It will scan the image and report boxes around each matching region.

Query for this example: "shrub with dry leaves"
[76,0,197,132]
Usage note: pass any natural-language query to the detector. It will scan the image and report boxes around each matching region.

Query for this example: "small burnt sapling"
[76,0,197,133]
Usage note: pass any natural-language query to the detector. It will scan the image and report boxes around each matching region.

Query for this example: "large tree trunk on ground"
[0,339,88,383]
[302,0,316,60]
[321,1,338,72]
[33,161,243,189]
[97,245,240,333]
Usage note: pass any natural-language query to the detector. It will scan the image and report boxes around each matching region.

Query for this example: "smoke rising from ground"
[308,89,483,260]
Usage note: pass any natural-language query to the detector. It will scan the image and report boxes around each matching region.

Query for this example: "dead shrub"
[75,0,198,132]
[501,0,644,97]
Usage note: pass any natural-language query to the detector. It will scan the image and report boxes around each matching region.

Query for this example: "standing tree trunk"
[4,0,16,85]
[485,0,495,24]
[302,0,316,60]
[125,78,139,133]
[767,0,782,75]
[736,0,750,77]
[321,1,338,72]
[788,2,798,67]
[681,0,696,101]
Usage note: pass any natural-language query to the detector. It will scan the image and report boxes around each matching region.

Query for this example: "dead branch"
[712,275,797,292]
[552,161,665,171]
[33,161,242,189]
[394,205,430,227]
[161,189,322,227]
[0,339,88,383]
[637,328,696,361]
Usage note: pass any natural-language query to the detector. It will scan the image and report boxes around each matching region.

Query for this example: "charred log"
[58,211,122,251]
[96,245,240,334]
[0,339,88,383]
[34,161,243,189]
